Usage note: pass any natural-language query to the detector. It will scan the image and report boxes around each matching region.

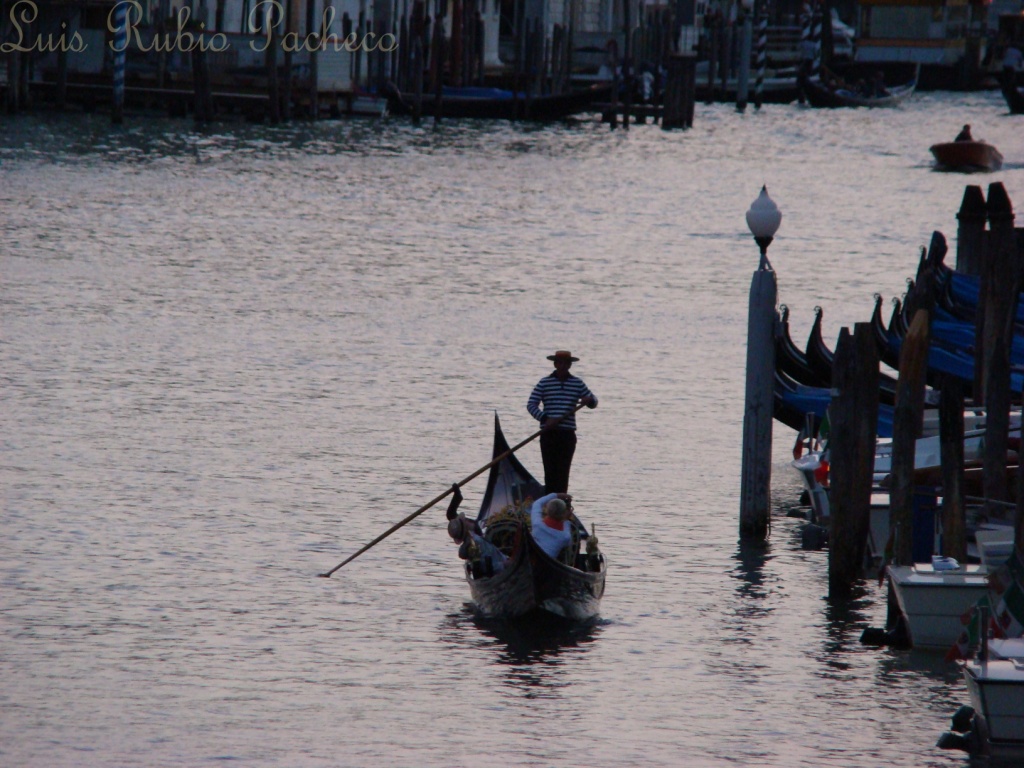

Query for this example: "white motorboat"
[937,554,1024,759]
[961,652,1024,759]
[940,639,1024,759]
[887,561,990,650]
[974,527,1015,567]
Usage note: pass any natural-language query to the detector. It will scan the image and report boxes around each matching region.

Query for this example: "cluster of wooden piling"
[599,52,695,130]
[740,183,1024,598]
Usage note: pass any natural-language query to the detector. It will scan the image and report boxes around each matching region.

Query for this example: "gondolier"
[527,351,598,494]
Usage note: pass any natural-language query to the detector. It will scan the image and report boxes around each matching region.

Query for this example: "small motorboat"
[930,140,1004,172]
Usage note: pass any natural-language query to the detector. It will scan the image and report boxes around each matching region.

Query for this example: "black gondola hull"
[466,532,606,619]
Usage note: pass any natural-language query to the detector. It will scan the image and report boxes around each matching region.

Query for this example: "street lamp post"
[745,184,782,270]
[739,186,781,541]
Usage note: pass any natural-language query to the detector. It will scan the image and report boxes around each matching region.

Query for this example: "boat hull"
[964,659,1024,756]
[888,563,990,650]
[930,141,1003,172]
[466,531,606,620]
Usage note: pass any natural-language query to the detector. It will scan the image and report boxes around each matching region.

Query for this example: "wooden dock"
[595,53,696,129]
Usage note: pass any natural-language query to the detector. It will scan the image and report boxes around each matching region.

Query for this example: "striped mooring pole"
[754,2,767,109]
[798,2,810,103]
[112,0,127,124]
[810,1,822,81]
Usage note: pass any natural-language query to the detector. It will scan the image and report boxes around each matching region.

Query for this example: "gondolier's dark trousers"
[540,428,577,494]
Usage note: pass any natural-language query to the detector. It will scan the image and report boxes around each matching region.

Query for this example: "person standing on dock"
[527,351,598,494]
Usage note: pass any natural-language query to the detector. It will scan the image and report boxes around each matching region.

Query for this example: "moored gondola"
[801,68,917,108]
[776,305,830,388]
[450,415,606,620]
[803,305,899,405]
[382,82,610,121]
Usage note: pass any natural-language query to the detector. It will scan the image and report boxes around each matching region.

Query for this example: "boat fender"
[859,618,914,648]
[950,705,975,734]
[936,730,976,754]
[800,523,828,550]
[859,627,890,646]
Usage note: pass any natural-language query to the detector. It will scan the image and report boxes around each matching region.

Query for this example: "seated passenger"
[955,124,974,142]
[529,492,574,559]
[448,511,508,573]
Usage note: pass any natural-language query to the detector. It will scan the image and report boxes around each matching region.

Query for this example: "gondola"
[801,69,917,108]
[382,82,610,121]
[453,414,606,620]
[776,305,830,388]
[804,305,899,405]
[774,351,897,437]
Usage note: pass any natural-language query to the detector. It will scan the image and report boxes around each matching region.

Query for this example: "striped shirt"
[527,373,597,431]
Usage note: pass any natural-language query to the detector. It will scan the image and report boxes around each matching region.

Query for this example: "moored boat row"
[759,183,1024,761]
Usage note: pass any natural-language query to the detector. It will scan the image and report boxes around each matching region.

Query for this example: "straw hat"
[547,350,579,362]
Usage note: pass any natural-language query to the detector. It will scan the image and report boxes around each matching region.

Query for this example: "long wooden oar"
[318,401,589,577]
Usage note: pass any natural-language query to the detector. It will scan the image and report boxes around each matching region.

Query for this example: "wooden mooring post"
[191,33,214,123]
[884,230,944,566]
[266,26,281,124]
[739,264,777,540]
[980,184,1018,512]
[956,185,986,278]
[828,323,880,596]
[888,309,931,565]
[662,53,696,129]
[735,6,752,112]
[56,13,69,110]
[940,373,966,561]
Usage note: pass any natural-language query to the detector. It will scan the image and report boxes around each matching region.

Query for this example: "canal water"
[2,93,1022,767]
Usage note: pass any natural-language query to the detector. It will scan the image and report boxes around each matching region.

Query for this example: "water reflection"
[821,586,874,657]
[439,607,604,695]
[732,540,772,606]
[875,647,963,690]
[442,606,603,661]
